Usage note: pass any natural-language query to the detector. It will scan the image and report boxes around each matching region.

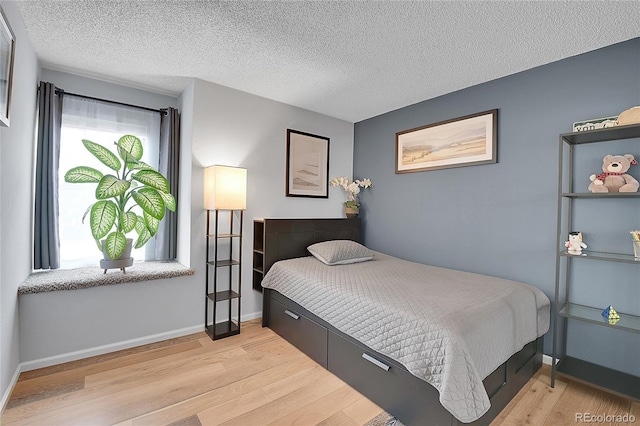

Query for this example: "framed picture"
[286,129,330,198]
[0,6,15,128]
[395,109,497,173]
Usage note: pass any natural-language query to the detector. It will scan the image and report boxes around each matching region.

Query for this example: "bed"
[259,218,549,425]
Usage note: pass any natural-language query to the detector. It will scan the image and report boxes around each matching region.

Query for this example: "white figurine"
[565,231,587,255]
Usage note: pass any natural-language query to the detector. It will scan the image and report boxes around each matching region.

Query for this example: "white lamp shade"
[204,165,247,210]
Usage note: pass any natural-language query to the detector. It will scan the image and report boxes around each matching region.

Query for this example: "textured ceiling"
[16,1,640,122]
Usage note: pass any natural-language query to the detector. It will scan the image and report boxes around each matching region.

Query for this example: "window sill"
[18,261,195,295]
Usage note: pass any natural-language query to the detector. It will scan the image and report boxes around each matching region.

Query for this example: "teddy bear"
[565,231,587,255]
[588,154,639,193]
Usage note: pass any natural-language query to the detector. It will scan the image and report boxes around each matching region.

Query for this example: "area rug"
[364,412,405,426]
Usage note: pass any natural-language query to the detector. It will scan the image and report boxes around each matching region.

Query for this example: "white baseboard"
[20,310,262,372]
[20,324,203,372]
[1,363,22,412]
[543,354,554,365]
[242,311,262,323]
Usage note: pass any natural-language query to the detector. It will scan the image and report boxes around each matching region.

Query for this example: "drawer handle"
[284,310,300,320]
[362,353,390,371]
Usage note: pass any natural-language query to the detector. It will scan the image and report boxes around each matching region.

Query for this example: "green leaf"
[132,187,165,220]
[134,215,146,234]
[82,140,121,171]
[129,161,155,171]
[135,227,152,249]
[120,150,139,168]
[144,212,160,236]
[90,200,117,240]
[96,175,131,199]
[117,134,143,162]
[159,191,176,212]
[104,231,127,260]
[122,211,138,233]
[64,166,103,183]
[133,170,170,193]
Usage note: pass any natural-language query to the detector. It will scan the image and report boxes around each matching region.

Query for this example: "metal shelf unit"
[205,209,243,340]
[551,123,640,401]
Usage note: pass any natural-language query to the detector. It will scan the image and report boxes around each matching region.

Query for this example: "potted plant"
[64,134,176,271]
[329,176,373,218]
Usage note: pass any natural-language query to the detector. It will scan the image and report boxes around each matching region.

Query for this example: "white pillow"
[307,240,374,266]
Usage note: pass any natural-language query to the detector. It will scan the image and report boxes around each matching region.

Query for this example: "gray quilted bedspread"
[261,252,550,423]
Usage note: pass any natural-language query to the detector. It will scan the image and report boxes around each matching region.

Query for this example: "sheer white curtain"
[59,96,161,269]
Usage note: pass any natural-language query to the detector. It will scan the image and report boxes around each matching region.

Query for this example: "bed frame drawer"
[268,296,328,368]
[327,330,454,425]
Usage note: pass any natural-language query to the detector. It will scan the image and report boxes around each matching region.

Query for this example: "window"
[58,96,161,269]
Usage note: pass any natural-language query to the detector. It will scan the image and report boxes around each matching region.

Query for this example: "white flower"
[356,178,372,188]
[346,182,360,194]
[330,176,373,206]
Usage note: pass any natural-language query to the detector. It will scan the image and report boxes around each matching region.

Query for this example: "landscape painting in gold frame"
[395,109,497,173]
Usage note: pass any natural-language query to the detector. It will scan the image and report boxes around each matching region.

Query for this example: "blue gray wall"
[353,38,639,374]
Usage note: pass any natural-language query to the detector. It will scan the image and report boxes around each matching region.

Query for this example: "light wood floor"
[2,319,638,425]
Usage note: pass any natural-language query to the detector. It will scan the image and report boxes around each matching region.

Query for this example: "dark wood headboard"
[257,218,360,326]
[260,218,361,277]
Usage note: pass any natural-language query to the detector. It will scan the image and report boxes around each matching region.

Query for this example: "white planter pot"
[99,238,134,273]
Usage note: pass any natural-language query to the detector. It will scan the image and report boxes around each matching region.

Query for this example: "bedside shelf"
[252,220,265,292]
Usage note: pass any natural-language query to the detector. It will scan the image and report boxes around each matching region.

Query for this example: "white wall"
[0,0,39,407]
[16,76,354,370]
[177,80,194,266]
[17,70,200,367]
[40,68,179,112]
[189,78,354,319]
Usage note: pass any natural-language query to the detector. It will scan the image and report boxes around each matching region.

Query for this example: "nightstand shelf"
[252,220,265,292]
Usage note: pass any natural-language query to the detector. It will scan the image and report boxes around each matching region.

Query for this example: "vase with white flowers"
[329,176,373,218]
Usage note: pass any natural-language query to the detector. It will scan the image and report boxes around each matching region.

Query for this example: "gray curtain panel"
[33,82,63,269]
[155,107,180,260]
